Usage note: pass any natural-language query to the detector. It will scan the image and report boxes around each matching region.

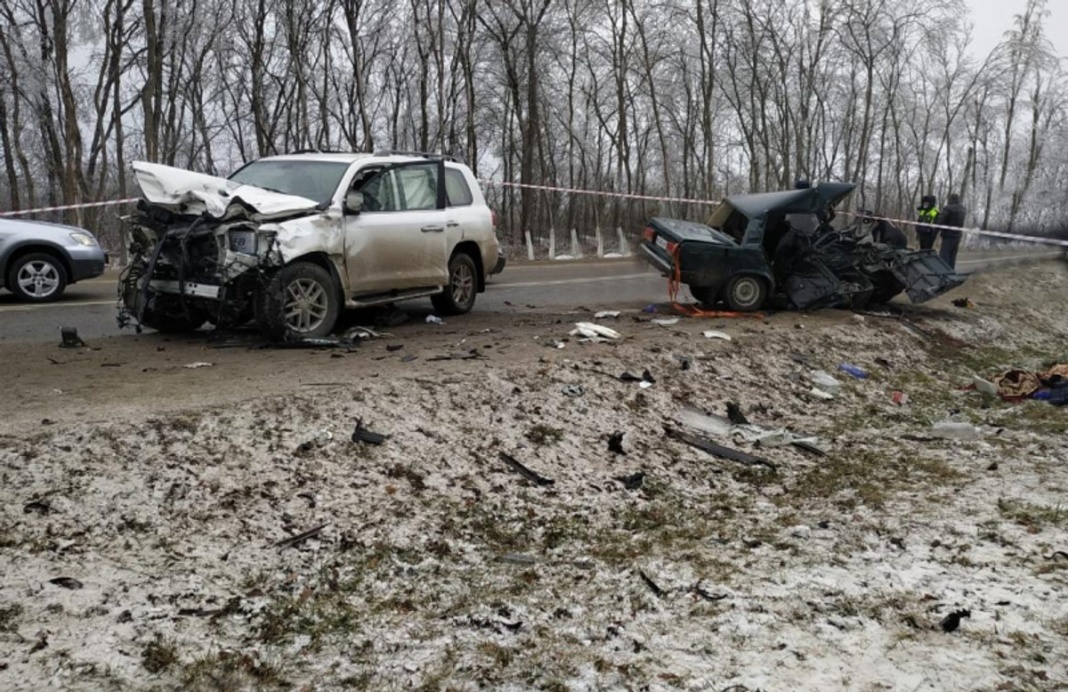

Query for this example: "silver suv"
[0,218,107,302]
[119,151,499,339]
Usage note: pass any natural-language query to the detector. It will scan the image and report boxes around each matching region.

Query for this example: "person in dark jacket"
[916,195,938,250]
[936,193,967,269]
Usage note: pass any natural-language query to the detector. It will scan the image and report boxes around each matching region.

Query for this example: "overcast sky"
[963,0,1068,60]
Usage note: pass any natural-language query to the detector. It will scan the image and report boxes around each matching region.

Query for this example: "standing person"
[936,193,967,270]
[916,195,938,250]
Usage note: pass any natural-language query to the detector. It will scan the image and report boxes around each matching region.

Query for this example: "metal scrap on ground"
[498,451,555,486]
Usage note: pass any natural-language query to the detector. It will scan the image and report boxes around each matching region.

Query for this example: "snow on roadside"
[1,264,1066,691]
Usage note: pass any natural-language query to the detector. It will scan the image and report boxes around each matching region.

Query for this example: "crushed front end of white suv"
[118,153,499,340]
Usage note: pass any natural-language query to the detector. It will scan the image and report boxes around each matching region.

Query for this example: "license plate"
[655,235,669,250]
[229,230,256,254]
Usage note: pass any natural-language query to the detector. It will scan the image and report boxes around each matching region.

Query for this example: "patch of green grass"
[785,449,965,511]
[142,634,179,674]
[996,499,1066,532]
[525,424,564,446]
[0,603,23,632]
[180,649,288,690]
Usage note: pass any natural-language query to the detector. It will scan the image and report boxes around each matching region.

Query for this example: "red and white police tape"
[0,197,139,217]
[2,181,1066,249]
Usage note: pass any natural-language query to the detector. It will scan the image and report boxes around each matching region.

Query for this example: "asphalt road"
[0,250,1061,344]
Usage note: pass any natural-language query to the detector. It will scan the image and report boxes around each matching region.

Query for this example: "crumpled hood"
[132,161,320,220]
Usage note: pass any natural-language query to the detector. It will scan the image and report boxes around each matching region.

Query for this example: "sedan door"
[343,161,449,295]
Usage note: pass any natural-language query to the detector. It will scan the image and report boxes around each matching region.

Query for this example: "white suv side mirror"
[344,190,364,214]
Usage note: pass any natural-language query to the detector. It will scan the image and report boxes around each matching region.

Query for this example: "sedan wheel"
[8,253,67,302]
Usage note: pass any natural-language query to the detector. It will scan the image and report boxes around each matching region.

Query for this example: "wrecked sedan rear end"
[118,161,343,336]
[640,217,773,311]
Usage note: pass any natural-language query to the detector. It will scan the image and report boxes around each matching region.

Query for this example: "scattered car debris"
[295,430,333,455]
[1043,550,1068,561]
[939,608,971,633]
[703,330,731,340]
[183,362,214,369]
[675,354,693,370]
[545,339,567,349]
[668,428,777,470]
[594,310,621,319]
[48,577,84,590]
[638,569,665,598]
[838,363,868,379]
[651,317,680,326]
[496,553,538,566]
[952,297,976,309]
[59,327,85,348]
[972,375,998,397]
[615,472,644,489]
[562,384,585,397]
[499,451,555,486]
[426,315,444,325]
[642,368,656,384]
[931,421,981,440]
[677,406,827,456]
[352,419,387,445]
[809,371,842,397]
[426,349,486,361]
[809,387,835,400]
[24,499,51,515]
[571,322,621,341]
[607,431,625,455]
[344,326,385,341]
[892,391,909,406]
[274,523,329,550]
[726,402,749,425]
[692,583,729,602]
[29,631,48,654]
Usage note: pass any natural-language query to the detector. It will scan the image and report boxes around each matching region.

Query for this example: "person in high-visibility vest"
[916,194,939,250]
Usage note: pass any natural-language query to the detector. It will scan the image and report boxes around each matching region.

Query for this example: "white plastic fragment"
[183,362,214,369]
[703,330,731,340]
[652,318,680,326]
[570,322,621,340]
[676,407,734,436]
[931,421,982,440]
[809,371,842,396]
[426,315,444,325]
[972,375,998,397]
[594,311,621,319]
[639,380,653,389]
[809,387,835,400]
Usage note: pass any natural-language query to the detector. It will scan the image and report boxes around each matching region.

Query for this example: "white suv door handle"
[447,220,460,228]
[421,225,444,233]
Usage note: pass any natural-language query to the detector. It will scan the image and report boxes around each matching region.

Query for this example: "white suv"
[119,151,500,339]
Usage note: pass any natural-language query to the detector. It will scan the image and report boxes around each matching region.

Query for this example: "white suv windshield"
[229,160,350,203]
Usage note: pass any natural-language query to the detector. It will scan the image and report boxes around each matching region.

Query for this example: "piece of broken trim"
[594,310,621,319]
[499,451,555,486]
[703,330,731,340]
[183,362,214,369]
[274,523,329,550]
[352,419,387,445]
[570,322,621,341]
[669,428,777,470]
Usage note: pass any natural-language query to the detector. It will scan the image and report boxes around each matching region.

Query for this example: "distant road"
[0,250,1061,344]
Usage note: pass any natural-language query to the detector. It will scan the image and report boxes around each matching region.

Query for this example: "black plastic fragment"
[669,428,777,471]
[352,419,387,445]
[499,452,554,486]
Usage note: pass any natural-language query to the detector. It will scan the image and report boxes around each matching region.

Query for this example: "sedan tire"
[7,252,67,302]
